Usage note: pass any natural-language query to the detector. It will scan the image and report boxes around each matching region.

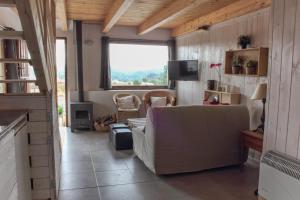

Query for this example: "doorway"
[56,38,67,127]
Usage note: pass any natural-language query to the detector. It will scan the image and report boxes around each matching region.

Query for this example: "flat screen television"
[168,60,199,81]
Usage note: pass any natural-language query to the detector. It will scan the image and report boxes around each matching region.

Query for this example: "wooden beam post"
[0,31,23,39]
[56,0,68,31]
[102,0,135,33]
[138,0,197,35]
[172,0,271,37]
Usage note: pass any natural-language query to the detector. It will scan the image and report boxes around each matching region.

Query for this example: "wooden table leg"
[240,134,246,170]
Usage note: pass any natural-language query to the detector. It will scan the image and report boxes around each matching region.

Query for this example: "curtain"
[167,39,176,89]
[100,36,111,90]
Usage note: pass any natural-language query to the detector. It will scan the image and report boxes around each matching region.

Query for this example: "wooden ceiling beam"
[138,0,197,35]
[102,0,135,33]
[56,0,68,31]
[172,0,271,37]
[0,0,15,7]
[0,30,23,39]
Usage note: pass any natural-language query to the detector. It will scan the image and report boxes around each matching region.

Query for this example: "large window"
[109,43,169,88]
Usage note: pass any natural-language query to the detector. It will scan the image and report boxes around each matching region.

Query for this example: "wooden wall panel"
[0,95,58,199]
[176,8,270,131]
[289,0,300,158]
[275,0,297,153]
[263,0,274,153]
[263,0,300,159]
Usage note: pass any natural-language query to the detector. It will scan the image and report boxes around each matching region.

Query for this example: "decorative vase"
[240,44,247,49]
[246,67,257,75]
[207,80,216,90]
[216,82,222,91]
[232,66,241,74]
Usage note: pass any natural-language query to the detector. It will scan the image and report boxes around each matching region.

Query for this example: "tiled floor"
[58,128,259,200]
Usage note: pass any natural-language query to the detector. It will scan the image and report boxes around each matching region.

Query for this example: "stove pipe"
[75,20,84,102]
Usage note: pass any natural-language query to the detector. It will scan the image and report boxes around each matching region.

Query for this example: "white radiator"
[259,151,300,200]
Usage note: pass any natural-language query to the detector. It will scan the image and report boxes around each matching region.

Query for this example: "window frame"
[108,38,169,90]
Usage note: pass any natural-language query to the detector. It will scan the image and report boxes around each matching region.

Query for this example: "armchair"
[142,90,176,111]
[113,93,142,122]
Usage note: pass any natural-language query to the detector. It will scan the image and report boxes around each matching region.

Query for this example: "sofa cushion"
[117,95,135,109]
[151,96,167,107]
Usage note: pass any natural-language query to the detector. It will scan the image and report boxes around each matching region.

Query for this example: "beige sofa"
[132,105,249,175]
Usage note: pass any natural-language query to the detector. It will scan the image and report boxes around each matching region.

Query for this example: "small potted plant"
[238,35,251,49]
[245,60,258,75]
[231,55,244,74]
[58,105,63,116]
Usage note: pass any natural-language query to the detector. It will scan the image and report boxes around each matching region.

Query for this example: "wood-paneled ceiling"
[58,0,271,36]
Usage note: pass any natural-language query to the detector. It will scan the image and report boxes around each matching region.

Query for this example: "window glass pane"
[109,43,168,86]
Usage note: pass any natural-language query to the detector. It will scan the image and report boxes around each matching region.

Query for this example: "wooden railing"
[13,0,57,93]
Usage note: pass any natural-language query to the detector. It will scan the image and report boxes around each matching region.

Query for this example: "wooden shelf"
[205,89,240,95]
[225,74,260,77]
[225,47,269,76]
[204,90,241,104]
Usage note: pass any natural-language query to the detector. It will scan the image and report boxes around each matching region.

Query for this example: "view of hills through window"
[109,43,169,86]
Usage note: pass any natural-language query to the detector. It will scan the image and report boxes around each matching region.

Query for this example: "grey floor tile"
[91,149,133,162]
[63,143,90,152]
[62,150,91,162]
[95,170,135,186]
[99,183,145,200]
[59,188,100,200]
[89,142,111,152]
[59,129,259,200]
[60,172,97,190]
[93,159,128,172]
[91,150,117,162]
[99,181,197,200]
[61,160,94,174]
[125,156,146,169]
[128,165,159,182]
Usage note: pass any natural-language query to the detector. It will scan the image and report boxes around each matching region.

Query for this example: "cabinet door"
[14,124,32,200]
[0,130,17,200]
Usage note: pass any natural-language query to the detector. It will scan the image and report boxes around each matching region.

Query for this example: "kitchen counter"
[0,110,28,140]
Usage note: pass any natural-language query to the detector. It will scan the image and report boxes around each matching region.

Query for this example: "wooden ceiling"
[58,0,271,36]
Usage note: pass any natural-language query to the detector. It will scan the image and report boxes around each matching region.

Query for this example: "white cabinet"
[14,121,32,200]
[0,128,17,200]
[0,114,32,200]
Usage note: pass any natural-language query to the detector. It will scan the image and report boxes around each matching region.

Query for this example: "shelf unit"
[224,47,269,76]
[204,90,241,105]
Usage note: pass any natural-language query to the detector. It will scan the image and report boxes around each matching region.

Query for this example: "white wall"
[57,24,172,123]
[0,8,22,30]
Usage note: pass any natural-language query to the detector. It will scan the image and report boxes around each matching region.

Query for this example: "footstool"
[109,123,129,142]
[110,128,133,150]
